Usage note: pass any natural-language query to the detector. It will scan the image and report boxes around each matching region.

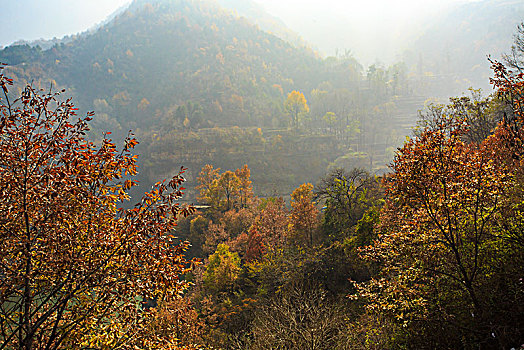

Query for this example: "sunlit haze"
[251,0,480,64]
[2,0,476,64]
[254,0,463,20]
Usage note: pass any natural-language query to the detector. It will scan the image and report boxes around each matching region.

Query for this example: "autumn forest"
[1,0,524,349]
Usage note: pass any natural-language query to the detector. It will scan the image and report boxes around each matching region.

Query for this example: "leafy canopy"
[0,65,195,349]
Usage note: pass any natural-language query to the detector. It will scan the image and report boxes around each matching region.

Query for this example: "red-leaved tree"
[0,65,196,349]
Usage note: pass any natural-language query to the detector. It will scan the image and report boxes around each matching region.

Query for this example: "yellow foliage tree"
[197,164,254,211]
[235,164,254,208]
[284,90,309,127]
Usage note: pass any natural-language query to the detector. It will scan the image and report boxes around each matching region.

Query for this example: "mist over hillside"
[251,0,524,96]
[0,0,413,199]
[405,0,524,95]
[0,0,521,198]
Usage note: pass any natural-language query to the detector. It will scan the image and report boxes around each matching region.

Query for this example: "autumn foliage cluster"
[169,60,524,349]
[353,61,524,348]
[0,65,197,349]
[1,48,524,349]
[167,159,383,349]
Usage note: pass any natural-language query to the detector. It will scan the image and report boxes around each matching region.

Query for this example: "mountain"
[5,0,511,199]
[0,0,373,197]
[402,0,524,96]
[214,0,306,48]
[3,0,316,126]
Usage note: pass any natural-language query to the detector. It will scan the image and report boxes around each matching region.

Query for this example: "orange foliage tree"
[235,164,254,209]
[246,198,288,261]
[0,67,196,349]
[288,183,320,247]
[196,164,253,211]
[356,60,524,348]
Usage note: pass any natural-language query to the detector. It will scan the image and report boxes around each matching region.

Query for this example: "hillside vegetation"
[0,0,428,198]
[1,0,524,348]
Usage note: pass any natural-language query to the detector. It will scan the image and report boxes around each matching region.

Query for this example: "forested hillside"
[404,0,524,96]
[6,0,519,198]
[0,0,424,198]
[1,0,524,349]
[1,0,320,129]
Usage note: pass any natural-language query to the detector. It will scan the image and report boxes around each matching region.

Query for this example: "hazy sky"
[254,0,465,20]
[0,0,130,47]
[257,0,482,61]
[1,0,475,53]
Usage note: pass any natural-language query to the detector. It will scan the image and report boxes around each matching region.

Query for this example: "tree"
[250,287,345,350]
[202,244,241,294]
[137,97,150,111]
[322,111,338,134]
[196,164,221,207]
[253,198,288,248]
[234,164,254,208]
[196,165,253,212]
[284,91,309,128]
[416,89,504,144]
[357,70,524,348]
[186,101,204,126]
[217,171,241,211]
[288,183,319,247]
[504,21,524,72]
[175,104,188,121]
[0,67,195,349]
[316,168,382,241]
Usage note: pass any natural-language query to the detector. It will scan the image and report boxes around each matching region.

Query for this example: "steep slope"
[214,0,306,48]
[0,0,420,198]
[404,0,524,96]
[1,0,321,131]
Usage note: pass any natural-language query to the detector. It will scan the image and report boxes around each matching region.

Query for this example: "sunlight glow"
[251,0,479,63]
[1,0,478,61]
